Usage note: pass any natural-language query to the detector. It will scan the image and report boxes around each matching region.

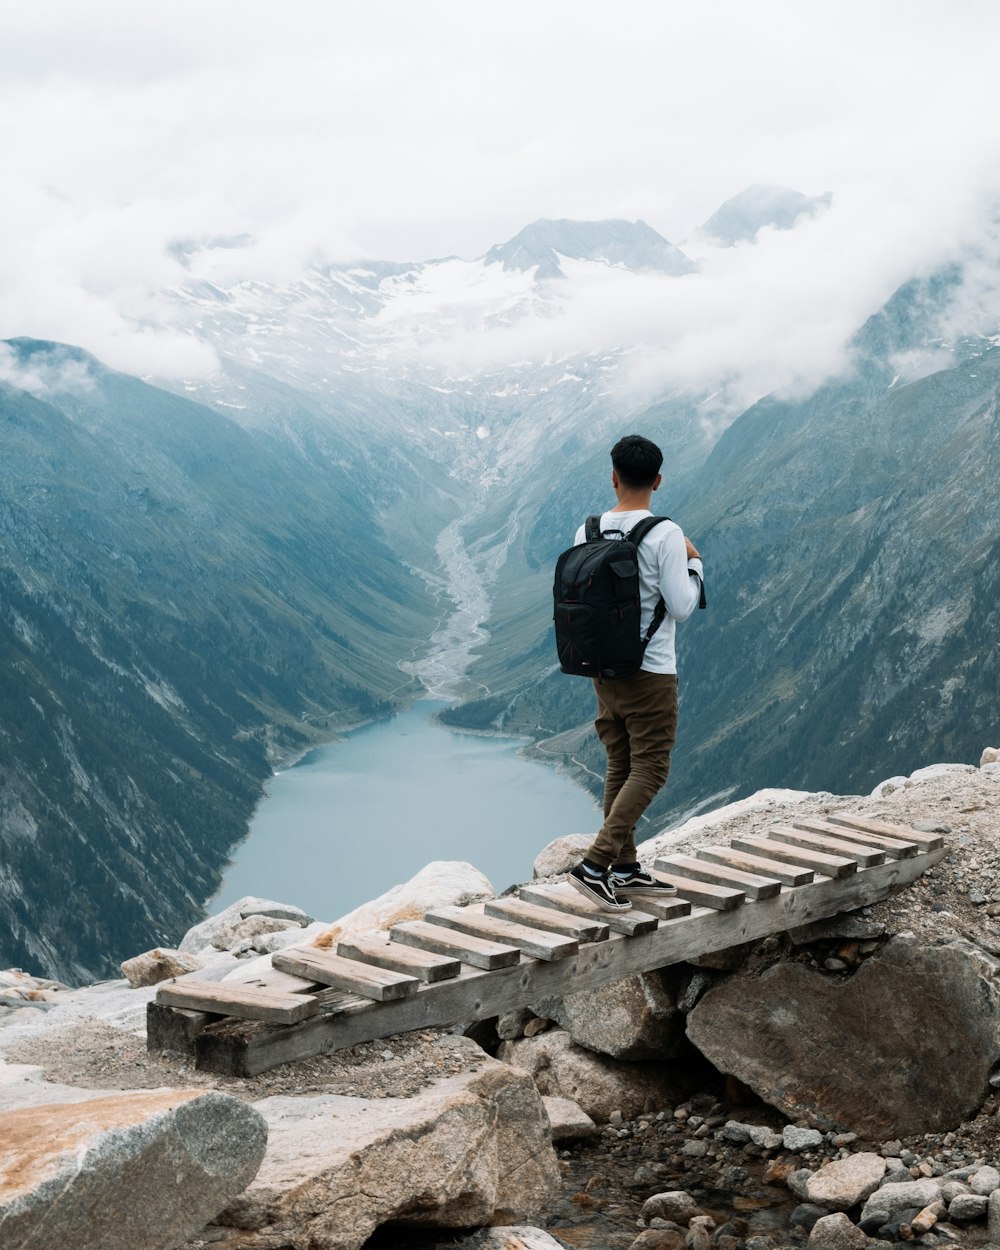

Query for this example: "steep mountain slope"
[0,340,452,981]
[695,184,832,246]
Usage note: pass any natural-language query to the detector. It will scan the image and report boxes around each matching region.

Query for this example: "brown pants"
[585,670,679,869]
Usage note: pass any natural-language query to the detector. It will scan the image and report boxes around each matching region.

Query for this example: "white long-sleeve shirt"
[574,509,704,675]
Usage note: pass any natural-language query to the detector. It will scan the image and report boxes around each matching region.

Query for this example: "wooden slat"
[731,837,857,879]
[826,814,945,852]
[272,947,419,1001]
[390,919,521,970]
[424,905,578,962]
[336,933,461,983]
[222,965,321,994]
[646,868,745,912]
[619,893,692,921]
[192,847,947,1075]
[518,883,660,936]
[656,852,782,900]
[767,825,886,868]
[156,979,320,1024]
[484,897,610,942]
[697,845,814,888]
[792,817,918,859]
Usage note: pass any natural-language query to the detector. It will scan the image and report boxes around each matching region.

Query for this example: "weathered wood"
[146,1001,220,1051]
[767,825,886,868]
[484,897,610,942]
[336,933,462,983]
[792,817,918,859]
[826,814,945,852]
[390,919,521,970]
[272,947,419,1001]
[696,846,814,888]
[222,965,321,994]
[424,904,578,961]
[731,837,857,879]
[156,979,320,1024]
[655,852,781,900]
[621,894,692,921]
[518,883,660,936]
[647,868,745,911]
[192,847,946,1075]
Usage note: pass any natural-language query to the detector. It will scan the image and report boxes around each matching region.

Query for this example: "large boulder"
[179,898,314,954]
[497,1028,691,1122]
[201,1045,559,1250]
[531,969,685,1060]
[532,834,592,879]
[309,861,494,950]
[686,935,1000,1136]
[0,1089,266,1250]
[806,1154,886,1211]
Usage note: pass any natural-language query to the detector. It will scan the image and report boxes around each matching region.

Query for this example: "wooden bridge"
[147,814,945,1076]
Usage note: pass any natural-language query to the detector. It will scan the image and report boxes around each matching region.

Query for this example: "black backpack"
[553,516,670,679]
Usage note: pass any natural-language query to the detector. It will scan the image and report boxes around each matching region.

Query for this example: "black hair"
[610,434,663,489]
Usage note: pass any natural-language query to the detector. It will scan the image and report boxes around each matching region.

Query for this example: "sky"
[1,1,999,384]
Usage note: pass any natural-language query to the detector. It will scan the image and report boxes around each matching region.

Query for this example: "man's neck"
[611,491,653,513]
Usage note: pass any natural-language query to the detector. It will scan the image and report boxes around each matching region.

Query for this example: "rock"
[909,1202,943,1235]
[807,1212,868,1249]
[211,915,297,951]
[687,936,1000,1136]
[677,969,714,1013]
[251,920,330,955]
[686,1215,713,1250]
[179,897,313,954]
[721,1121,752,1143]
[0,1089,266,1250]
[989,1188,1000,1241]
[214,1049,559,1250]
[969,1164,1000,1195]
[309,861,494,950]
[870,776,907,798]
[442,1227,568,1249]
[497,1008,534,1041]
[523,1017,550,1038]
[789,1203,829,1231]
[746,1124,783,1149]
[629,1230,687,1250]
[496,1030,691,1123]
[787,915,884,945]
[532,834,593,878]
[806,1153,886,1211]
[530,969,685,1060]
[681,1140,708,1158]
[948,1193,989,1220]
[939,1180,970,1204]
[686,945,750,972]
[907,763,975,783]
[641,1190,703,1224]
[541,1096,597,1142]
[859,1178,942,1228]
[783,1126,824,1151]
[787,1168,813,1201]
[119,947,204,987]
[981,747,1000,766]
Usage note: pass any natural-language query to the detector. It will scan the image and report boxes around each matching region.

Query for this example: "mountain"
[697,184,831,246]
[483,218,695,279]
[0,339,456,981]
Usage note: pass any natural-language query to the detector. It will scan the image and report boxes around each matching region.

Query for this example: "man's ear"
[611,469,620,490]
[652,473,662,491]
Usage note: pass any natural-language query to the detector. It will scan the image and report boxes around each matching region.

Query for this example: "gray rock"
[640,1190,703,1224]
[948,1193,989,1220]
[784,1125,825,1151]
[179,897,312,953]
[532,834,593,879]
[860,1178,942,1226]
[969,1164,1000,1195]
[787,1168,813,1201]
[790,1203,829,1231]
[428,1226,567,1249]
[720,1120,752,1143]
[882,1166,913,1185]
[989,1188,1000,1241]
[119,947,204,987]
[939,1180,971,1204]
[807,1212,868,1249]
[806,1153,886,1211]
[0,1089,266,1250]
[531,968,685,1060]
[497,1008,534,1041]
[541,1095,597,1142]
[788,915,885,944]
[687,936,1000,1136]
[677,969,714,1013]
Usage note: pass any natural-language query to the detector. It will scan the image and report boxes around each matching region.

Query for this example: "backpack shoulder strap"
[626,515,670,546]
[584,515,603,541]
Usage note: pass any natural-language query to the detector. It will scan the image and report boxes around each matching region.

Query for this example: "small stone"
[824,958,849,972]
[831,1133,857,1148]
[788,1169,813,1201]
[948,1193,989,1220]
[609,1110,625,1127]
[988,1189,1000,1241]
[764,1159,797,1185]
[120,948,204,987]
[784,1126,824,1152]
[721,1121,752,1144]
[969,1164,1000,1195]
[807,1211,868,1249]
[940,1180,971,1204]
[640,1191,702,1225]
[629,1230,687,1250]
[882,1140,904,1156]
[981,747,1000,766]
[789,1203,829,1231]
[909,1202,943,1235]
[681,1140,709,1158]
[860,1178,943,1227]
[969,890,988,906]
[806,1153,886,1211]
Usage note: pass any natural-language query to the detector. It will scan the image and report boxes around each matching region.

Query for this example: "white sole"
[567,871,633,912]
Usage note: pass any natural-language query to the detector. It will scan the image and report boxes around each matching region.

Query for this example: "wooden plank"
[272,947,419,1001]
[193,847,947,1074]
[518,883,659,936]
[156,979,320,1024]
[222,965,321,994]
[644,869,745,911]
[697,845,814,887]
[146,1001,220,1051]
[730,837,857,879]
[390,919,521,970]
[655,852,782,900]
[792,817,918,859]
[424,905,578,962]
[336,933,461,983]
[826,814,945,852]
[767,825,886,868]
[484,897,610,942]
[618,893,692,921]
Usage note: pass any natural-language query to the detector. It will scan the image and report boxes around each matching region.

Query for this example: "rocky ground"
[3,755,1000,1250]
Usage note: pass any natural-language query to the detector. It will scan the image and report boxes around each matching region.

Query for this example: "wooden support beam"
[423,905,578,962]
[156,979,321,1024]
[696,846,813,888]
[731,837,857,879]
[390,919,521,970]
[518,883,661,935]
[766,825,886,868]
[336,933,462,983]
[484,897,610,943]
[647,869,745,911]
[655,853,782,900]
[826,814,945,852]
[147,1001,220,1051]
[272,947,420,1001]
[792,818,918,859]
[191,847,946,1075]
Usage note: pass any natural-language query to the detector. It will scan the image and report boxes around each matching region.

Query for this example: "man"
[568,434,704,912]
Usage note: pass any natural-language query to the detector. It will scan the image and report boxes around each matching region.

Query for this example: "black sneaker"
[610,865,678,898]
[568,862,633,912]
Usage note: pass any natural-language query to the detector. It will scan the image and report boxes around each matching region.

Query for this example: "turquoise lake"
[209,699,600,921]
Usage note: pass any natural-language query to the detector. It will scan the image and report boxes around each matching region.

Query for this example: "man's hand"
[685,536,701,560]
